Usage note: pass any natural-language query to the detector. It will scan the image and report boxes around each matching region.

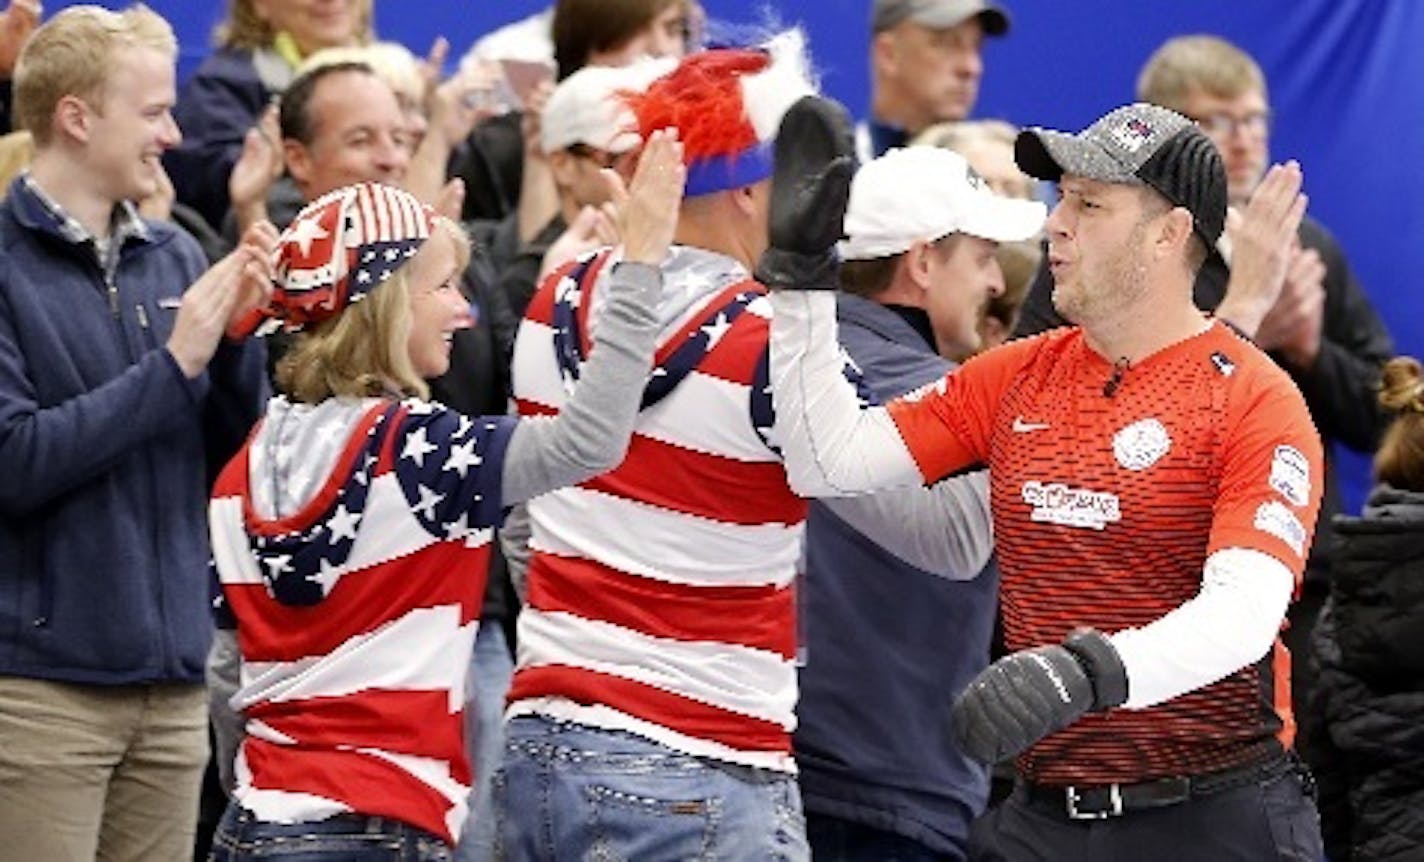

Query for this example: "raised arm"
[499,128,683,504]
[758,96,938,497]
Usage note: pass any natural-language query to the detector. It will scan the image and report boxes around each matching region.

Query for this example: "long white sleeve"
[769,290,924,498]
[1110,547,1294,709]
[819,469,992,579]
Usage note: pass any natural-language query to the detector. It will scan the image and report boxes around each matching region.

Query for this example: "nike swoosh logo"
[1012,417,1050,433]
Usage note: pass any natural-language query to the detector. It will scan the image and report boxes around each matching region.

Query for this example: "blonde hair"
[298,41,423,105]
[913,118,1016,155]
[216,0,373,51]
[912,119,1037,202]
[13,4,176,147]
[1136,35,1268,112]
[275,219,471,404]
[1374,356,1424,492]
[0,131,36,194]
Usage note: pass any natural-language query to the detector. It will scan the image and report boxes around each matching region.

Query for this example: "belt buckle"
[1066,784,1123,820]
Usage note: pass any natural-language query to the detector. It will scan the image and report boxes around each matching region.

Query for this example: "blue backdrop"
[74,1,1424,510]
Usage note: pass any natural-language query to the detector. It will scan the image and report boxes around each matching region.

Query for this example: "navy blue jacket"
[795,294,998,857]
[0,177,266,685]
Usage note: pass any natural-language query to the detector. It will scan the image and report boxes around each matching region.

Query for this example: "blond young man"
[0,6,273,859]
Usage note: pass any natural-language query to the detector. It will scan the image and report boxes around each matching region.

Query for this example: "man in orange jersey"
[763,99,1325,860]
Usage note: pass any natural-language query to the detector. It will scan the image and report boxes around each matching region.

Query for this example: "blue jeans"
[454,623,515,862]
[208,803,451,861]
[491,716,809,861]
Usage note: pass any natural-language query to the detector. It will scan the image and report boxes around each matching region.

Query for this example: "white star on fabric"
[311,558,343,592]
[328,504,359,543]
[352,452,378,486]
[385,247,401,262]
[456,415,473,438]
[287,216,329,256]
[402,426,437,466]
[357,269,372,284]
[443,437,483,478]
[564,287,582,308]
[411,484,445,520]
[700,312,732,350]
[261,554,293,578]
[443,510,470,539]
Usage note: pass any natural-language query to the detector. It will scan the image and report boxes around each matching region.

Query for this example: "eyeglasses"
[566,143,623,170]
[1189,110,1271,139]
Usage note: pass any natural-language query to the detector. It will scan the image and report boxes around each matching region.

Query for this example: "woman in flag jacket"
[206,135,682,860]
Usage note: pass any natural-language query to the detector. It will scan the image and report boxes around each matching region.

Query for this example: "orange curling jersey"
[887,320,1323,785]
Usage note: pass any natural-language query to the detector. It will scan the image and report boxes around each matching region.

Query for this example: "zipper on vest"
[106,270,120,317]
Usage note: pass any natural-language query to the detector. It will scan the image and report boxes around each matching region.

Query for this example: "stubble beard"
[1052,226,1153,327]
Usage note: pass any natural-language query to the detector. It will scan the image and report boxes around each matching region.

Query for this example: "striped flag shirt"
[507,246,808,772]
[211,397,516,842]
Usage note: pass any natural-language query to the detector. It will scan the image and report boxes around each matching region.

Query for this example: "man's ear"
[871,30,898,78]
[283,139,312,189]
[54,95,90,145]
[1158,206,1195,260]
[731,183,761,218]
[904,238,934,291]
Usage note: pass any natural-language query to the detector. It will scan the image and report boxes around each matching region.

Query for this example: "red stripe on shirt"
[248,689,468,782]
[242,737,458,842]
[224,542,488,662]
[507,664,790,754]
[515,399,802,525]
[526,551,796,658]
[696,306,770,386]
[584,432,804,526]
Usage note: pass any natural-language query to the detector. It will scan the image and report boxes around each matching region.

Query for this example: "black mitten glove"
[753,95,857,291]
[950,628,1129,764]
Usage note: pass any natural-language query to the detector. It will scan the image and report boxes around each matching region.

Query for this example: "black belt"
[1019,753,1292,820]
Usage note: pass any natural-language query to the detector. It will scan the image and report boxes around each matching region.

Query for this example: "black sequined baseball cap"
[1014,103,1228,249]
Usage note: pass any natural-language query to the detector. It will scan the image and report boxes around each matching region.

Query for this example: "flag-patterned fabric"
[507,246,808,773]
[210,397,517,842]
[234,182,440,338]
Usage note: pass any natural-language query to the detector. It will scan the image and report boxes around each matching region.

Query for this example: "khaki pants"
[0,676,208,862]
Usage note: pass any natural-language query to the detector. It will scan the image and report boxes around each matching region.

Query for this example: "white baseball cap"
[539,57,676,156]
[839,146,1047,261]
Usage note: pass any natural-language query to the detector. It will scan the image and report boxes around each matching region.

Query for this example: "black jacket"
[1015,215,1394,578]
[1311,485,1424,861]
